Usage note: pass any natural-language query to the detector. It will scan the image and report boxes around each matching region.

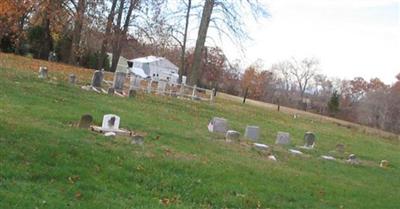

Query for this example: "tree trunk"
[69,0,86,65]
[97,0,118,70]
[178,0,192,83]
[110,0,138,72]
[40,10,53,60]
[189,0,214,85]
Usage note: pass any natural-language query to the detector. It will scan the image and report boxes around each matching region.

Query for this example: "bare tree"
[288,58,319,100]
[97,0,118,70]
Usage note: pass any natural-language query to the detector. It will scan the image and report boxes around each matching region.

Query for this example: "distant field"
[1,53,400,209]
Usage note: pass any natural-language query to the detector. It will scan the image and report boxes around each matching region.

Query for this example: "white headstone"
[130,74,141,90]
[208,117,228,134]
[289,149,303,155]
[157,80,167,94]
[253,143,269,150]
[275,132,291,145]
[181,76,187,85]
[101,114,120,131]
[245,125,260,141]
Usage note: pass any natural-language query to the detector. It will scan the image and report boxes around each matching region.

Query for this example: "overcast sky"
[215,0,400,84]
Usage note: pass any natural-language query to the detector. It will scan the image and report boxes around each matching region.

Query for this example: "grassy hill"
[1,54,400,209]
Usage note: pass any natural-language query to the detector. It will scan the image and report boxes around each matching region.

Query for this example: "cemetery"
[0,55,400,209]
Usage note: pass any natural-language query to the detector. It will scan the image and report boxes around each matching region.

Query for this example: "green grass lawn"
[1,67,399,209]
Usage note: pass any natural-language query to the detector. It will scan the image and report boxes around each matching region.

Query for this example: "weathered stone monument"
[336,143,345,153]
[113,72,126,92]
[275,132,291,145]
[107,87,115,95]
[303,131,316,148]
[380,160,389,168]
[244,125,260,141]
[347,154,358,164]
[253,143,269,150]
[78,114,93,128]
[128,89,136,98]
[69,74,76,85]
[38,66,48,79]
[208,117,228,134]
[147,80,153,93]
[129,74,141,91]
[101,114,120,131]
[91,70,103,88]
[225,130,240,141]
[157,80,167,95]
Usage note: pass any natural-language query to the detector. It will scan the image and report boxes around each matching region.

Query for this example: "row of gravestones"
[207,117,390,167]
[207,117,314,147]
[39,67,215,102]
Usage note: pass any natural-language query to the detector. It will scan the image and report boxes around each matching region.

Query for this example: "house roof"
[130,56,178,71]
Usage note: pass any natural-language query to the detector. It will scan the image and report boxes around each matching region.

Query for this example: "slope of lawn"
[1,63,400,209]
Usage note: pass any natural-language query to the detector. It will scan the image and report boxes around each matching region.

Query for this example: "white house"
[127,56,180,83]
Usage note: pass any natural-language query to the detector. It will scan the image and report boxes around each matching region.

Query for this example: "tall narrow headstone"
[245,125,260,141]
[38,66,48,79]
[113,72,126,92]
[69,74,77,85]
[275,132,291,145]
[107,87,115,95]
[130,74,141,91]
[147,80,153,93]
[91,70,103,88]
[157,80,167,95]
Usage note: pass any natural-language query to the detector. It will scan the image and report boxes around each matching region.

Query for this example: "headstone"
[253,143,269,150]
[107,87,115,95]
[104,132,116,137]
[101,114,120,131]
[207,117,228,134]
[336,144,345,153]
[128,89,136,98]
[289,149,303,155]
[303,132,316,148]
[131,135,144,145]
[321,155,335,160]
[38,66,48,79]
[91,70,103,88]
[113,72,126,92]
[191,85,197,100]
[181,76,187,85]
[245,125,260,141]
[157,80,167,95]
[380,160,389,168]
[69,74,76,85]
[275,132,291,145]
[129,74,141,91]
[78,114,93,128]
[225,130,240,141]
[147,80,153,93]
[347,154,358,164]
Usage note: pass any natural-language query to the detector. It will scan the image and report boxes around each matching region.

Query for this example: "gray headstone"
[303,132,316,148]
[157,80,167,95]
[38,66,48,79]
[128,89,137,98]
[245,125,260,141]
[275,132,291,145]
[131,135,144,145]
[78,114,93,128]
[113,72,126,92]
[207,117,228,134]
[130,74,141,91]
[69,74,77,85]
[147,80,153,93]
[225,130,240,141]
[91,70,103,88]
[107,87,115,95]
[336,143,345,153]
